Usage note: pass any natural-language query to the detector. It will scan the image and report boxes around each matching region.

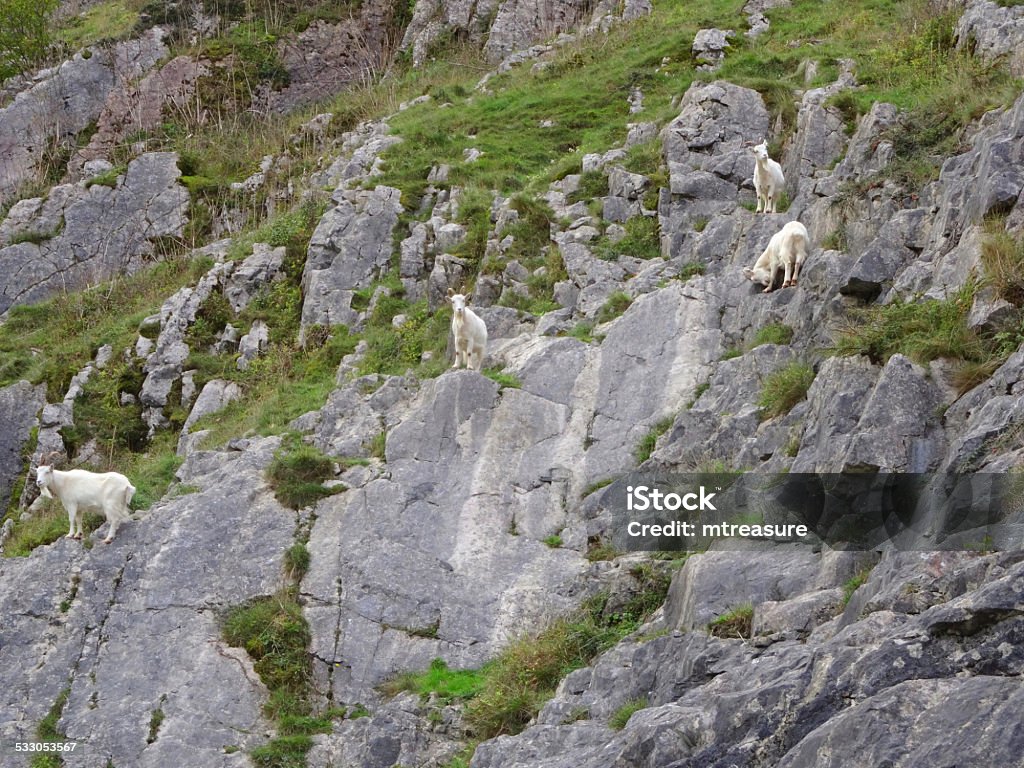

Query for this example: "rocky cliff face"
[1,0,1023,767]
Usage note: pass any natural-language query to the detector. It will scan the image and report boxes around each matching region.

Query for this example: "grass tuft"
[609,697,648,730]
[707,603,753,638]
[758,362,815,419]
[266,439,340,510]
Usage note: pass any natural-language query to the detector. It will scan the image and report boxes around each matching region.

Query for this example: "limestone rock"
[301,186,403,334]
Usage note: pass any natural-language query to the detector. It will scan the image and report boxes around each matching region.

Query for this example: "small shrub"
[543,534,563,548]
[585,538,618,562]
[609,697,647,730]
[147,697,166,743]
[832,288,981,365]
[752,323,794,347]
[707,603,753,638]
[758,362,815,419]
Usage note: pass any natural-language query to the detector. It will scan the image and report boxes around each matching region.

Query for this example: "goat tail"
[125,484,137,509]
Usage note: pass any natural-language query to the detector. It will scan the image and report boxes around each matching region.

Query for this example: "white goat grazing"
[448,291,487,371]
[36,463,136,543]
[752,140,786,214]
[743,221,810,293]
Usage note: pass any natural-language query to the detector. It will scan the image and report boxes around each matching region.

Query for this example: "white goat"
[36,462,136,544]
[752,140,786,214]
[448,290,487,371]
[743,221,810,293]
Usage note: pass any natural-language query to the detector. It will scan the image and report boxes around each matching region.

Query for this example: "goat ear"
[742,267,753,278]
[447,288,454,297]
[464,294,472,304]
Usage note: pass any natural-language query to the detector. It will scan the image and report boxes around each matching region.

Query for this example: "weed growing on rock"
[707,603,753,639]
[758,362,815,419]
[634,415,675,463]
[609,697,648,730]
[266,438,340,510]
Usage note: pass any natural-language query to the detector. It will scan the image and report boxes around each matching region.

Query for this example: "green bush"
[0,0,59,79]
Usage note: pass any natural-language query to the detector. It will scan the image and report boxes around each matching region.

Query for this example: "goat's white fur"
[752,140,786,214]
[36,464,136,544]
[448,292,487,371]
[743,221,810,293]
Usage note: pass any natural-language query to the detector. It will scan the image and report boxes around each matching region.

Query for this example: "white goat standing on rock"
[36,456,136,544]
[752,139,786,214]
[448,290,487,372]
[743,221,810,293]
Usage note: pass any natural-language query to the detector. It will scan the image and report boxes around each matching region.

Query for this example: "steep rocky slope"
[1,0,1023,767]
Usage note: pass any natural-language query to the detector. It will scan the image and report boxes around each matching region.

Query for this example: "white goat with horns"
[448,289,487,372]
[752,139,786,215]
[35,453,136,544]
[743,221,810,293]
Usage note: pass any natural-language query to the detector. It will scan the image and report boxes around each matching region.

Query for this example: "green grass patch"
[382,658,486,703]
[609,697,648,730]
[223,587,344,765]
[597,291,632,324]
[830,285,1024,392]
[543,534,563,548]
[707,603,753,638]
[3,497,104,557]
[483,369,522,389]
[594,216,661,261]
[30,685,70,767]
[752,323,794,347]
[758,362,815,419]
[266,438,340,510]
[981,219,1024,306]
[384,568,670,741]
[58,0,139,49]
[0,256,212,400]
[635,415,675,463]
[841,565,875,606]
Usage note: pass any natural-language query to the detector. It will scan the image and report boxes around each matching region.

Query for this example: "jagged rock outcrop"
[0,380,46,512]
[300,185,403,335]
[470,548,1024,768]
[0,152,190,316]
[955,0,1024,76]
[0,29,168,203]
[0,438,292,766]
